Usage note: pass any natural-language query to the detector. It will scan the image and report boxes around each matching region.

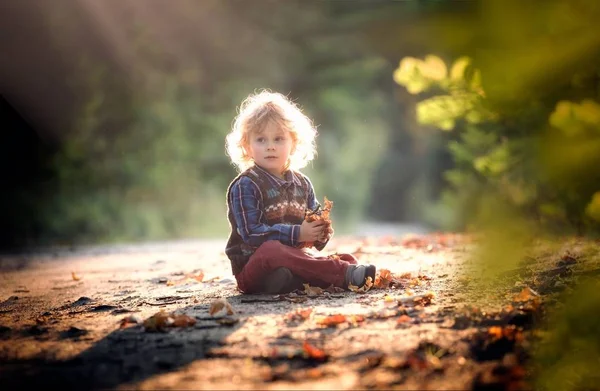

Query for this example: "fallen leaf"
[119,315,143,328]
[286,308,312,322]
[303,284,324,296]
[316,314,347,327]
[143,311,174,332]
[172,314,196,327]
[398,292,435,307]
[513,287,539,302]
[209,298,234,316]
[374,268,393,289]
[348,276,374,293]
[71,272,81,281]
[303,340,327,361]
[188,270,204,282]
[396,314,412,324]
[324,285,345,294]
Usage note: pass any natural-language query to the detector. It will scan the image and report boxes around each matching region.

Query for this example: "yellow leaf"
[585,192,600,222]
[450,56,472,81]
[423,55,448,81]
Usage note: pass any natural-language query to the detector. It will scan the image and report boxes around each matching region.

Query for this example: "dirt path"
[0,234,573,390]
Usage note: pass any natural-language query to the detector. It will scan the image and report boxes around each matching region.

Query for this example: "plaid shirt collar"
[253,164,302,188]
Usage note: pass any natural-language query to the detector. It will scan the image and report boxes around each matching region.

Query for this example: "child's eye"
[275,137,283,142]
[256,137,265,143]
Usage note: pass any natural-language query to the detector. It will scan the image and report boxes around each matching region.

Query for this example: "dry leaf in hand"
[303,197,333,247]
[209,298,234,316]
[71,272,81,281]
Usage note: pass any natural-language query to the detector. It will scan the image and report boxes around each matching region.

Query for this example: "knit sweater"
[225,165,325,275]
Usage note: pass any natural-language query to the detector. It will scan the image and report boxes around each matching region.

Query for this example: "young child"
[224,90,376,294]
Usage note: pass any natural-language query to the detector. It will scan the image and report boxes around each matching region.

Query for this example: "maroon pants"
[235,240,358,294]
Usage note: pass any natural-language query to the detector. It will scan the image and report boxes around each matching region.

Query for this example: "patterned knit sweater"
[225,165,324,275]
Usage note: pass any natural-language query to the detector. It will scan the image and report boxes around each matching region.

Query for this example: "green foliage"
[394,51,600,235]
[532,280,600,391]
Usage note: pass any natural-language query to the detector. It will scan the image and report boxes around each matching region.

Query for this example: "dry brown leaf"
[119,314,143,329]
[303,283,324,296]
[286,308,313,322]
[396,314,412,324]
[209,298,234,316]
[324,285,345,294]
[143,311,174,332]
[172,314,197,327]
[374,268,393,289]
[348,276,374,293]
[303,197,333,248]
[513,287,539,302]
[398,292,435,307]
[71,272,81,281]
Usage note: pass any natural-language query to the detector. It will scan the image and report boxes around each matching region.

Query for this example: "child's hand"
[318,222,334,242]
[299,220,326,243]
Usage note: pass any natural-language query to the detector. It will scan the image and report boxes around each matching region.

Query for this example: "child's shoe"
[345,264,376,289]
[263,267,303,294]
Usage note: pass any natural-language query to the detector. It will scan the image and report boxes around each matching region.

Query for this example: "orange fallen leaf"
[396,314,412,324]
[488,326,504,339]
[71,272,81,281]
[348,276,374,293]
[374,268,393,289]
[513,287,539,302]
[303,341,327,360]
[188,270,204,282]
[317,314,347,327]
[286,308,312,322]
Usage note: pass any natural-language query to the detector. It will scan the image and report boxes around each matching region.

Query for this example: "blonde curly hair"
[226,90,317,172]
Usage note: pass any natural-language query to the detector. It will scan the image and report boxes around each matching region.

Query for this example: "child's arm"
[230,177,321,248]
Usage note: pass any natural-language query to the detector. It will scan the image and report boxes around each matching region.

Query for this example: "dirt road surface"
[0,234,557,390]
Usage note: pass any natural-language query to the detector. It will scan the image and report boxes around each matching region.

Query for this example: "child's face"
[246,121,295,178]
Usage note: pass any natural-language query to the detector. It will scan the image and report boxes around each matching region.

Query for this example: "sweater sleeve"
[229,176,300,248]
